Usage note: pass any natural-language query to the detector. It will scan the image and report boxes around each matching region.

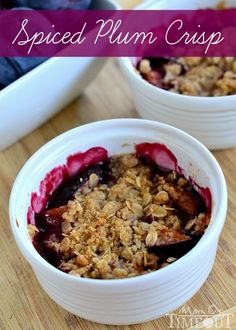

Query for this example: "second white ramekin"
[119,0,236,150]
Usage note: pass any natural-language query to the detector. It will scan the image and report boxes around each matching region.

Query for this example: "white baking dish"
[0,0,117,151]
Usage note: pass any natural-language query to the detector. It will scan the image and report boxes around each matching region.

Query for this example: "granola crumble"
[137,57,236,96]
[29,153,210,279]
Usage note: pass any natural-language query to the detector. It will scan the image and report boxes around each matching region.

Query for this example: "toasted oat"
[139,58,152,74]
[27,224,39,239]
[146,204,168,218]
[154,191,169,204]
[89,173,99,188]
[145,231,158,247]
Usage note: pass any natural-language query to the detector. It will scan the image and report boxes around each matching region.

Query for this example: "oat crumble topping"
[29,153,210,279]
[138,57,236,96]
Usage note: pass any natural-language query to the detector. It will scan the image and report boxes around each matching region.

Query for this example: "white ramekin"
[9,119,227,325]
[119,0,236,150]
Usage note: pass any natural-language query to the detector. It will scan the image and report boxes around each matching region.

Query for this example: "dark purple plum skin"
[149,236,202,259]
[47,161,112,209]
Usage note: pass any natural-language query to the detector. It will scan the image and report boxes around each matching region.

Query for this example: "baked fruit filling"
[28,144,211,279]
[137,57,236,96]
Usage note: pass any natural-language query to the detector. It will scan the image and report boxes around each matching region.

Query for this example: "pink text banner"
[0,9,236,57]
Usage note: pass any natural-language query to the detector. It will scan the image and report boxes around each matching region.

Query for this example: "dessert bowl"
[119,0,236,150]
[9,119,227,325]
[0,0,116,151]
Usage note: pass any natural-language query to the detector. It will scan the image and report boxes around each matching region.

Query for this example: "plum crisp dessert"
[28,144,211,279]
[137,57,236,96]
